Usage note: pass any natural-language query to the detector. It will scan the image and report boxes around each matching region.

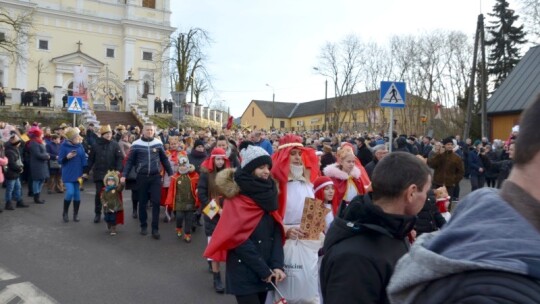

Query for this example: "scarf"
[190,149,207,159]
[234,169,278,212]
[105,185,116,192]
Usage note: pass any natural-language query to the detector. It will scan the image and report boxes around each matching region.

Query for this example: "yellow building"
[241,90,431,134]
[0,0,174,111]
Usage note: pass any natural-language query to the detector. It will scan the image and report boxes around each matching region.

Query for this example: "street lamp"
[266,83,275,130]
[313,67,328,132]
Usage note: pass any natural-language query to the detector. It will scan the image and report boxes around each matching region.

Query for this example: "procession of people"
[1,92,537,303]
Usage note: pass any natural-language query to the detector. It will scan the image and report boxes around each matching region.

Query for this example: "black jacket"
[4,143,24,180]
[356,145,373,167]
[414,190,446,236]
[85,137,123,181]
[320,197,415,304]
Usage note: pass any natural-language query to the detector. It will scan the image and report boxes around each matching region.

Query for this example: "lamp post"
[266,83,275,130]
[313,67,328,132]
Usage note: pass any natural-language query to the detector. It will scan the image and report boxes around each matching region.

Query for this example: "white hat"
[240,145,272,173]
[512,125,519,133]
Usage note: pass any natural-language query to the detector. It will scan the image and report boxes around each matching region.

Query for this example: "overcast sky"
[171,0,511,117]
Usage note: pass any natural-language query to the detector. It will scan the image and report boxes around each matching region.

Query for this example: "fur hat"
[240,144,272,174]
[313,176,334,201]
[441,137,454,145]
[99,124,112,135]
[103,170,120,185]
[59,123,68,129]
[65,127,81,141]
[178,156,190,166]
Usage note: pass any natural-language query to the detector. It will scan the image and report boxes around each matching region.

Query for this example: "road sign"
[380,81,406,108]
[67,96,83,114]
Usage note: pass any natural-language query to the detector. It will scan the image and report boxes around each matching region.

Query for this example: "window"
[142,51,153,61]
[280,121,285,128]
[39,39,49,50]
[106,48,115,58]
[142,0,155,8]
[251,107,254,117]
[0,32,5,42]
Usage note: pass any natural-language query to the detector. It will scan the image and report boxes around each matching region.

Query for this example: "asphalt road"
[0,181,235,304]
[0,178,473,304]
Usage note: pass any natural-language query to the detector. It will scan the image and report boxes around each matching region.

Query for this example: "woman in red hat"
[198,147,230,294]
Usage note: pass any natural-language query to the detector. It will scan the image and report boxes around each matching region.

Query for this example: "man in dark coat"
[355,137,373,166]
[320,152,432,304]
[364,144,388,178]
[388,93,540,304]
[83,125,123,223]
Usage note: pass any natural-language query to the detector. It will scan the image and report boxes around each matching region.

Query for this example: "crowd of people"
[0,93,536,303]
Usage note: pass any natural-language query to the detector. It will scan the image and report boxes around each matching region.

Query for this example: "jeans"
[137,174,162,232]
[104,212,117,225]
[5,178,22,202]
[64,182,81,201]
[176,211,194,234]
[94,180,104,215]
[32,179,45,194]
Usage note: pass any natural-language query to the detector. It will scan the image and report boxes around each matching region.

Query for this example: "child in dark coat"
[101,171,124,235]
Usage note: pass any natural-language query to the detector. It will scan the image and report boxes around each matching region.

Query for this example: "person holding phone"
[58,127,87,223]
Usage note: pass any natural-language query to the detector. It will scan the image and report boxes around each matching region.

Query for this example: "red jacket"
[165,169,200,209]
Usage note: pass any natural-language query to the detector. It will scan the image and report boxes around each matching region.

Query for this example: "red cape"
[203,194,285,262]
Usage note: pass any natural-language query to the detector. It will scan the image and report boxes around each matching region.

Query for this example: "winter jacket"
[364,158,379,179]
[122,137,173,178]
[468,150,489,177]
[164,167,200,211]
[28,140,50,180]
[59,140,87,183]
[414,190,446,236]
[46,140,61,173]
[320,196,416,304]
[85,137,123,181]
[427,151,464,187]
[320,151,336,172]
[4,143,24,180]
[208,168,284,296]
[188,150,207,174]
[356,144,373,167]
[388,181,540,303]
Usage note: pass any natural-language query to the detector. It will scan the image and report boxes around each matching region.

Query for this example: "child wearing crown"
[101,170,124,236]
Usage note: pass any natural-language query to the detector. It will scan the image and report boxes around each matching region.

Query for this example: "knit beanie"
[240,145,272,174]
[313,176,334,201]
[194,139,205,149]
[441,137,453,145]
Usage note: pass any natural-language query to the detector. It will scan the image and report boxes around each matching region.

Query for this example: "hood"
[323,163,360,180]
[323,196,416,252]
[387,187,540,304]
[216,168,240,199]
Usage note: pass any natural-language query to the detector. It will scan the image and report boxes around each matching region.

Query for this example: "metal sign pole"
[389,108,394,152]
[73,113,76,128]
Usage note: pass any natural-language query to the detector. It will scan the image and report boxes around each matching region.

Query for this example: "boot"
[213,272,225,293]
[73,201,80,222]
[94,214,101,223]
[33,193,45,204]
[16,200,29,208]
[63,200,71,223]
[5,201,15,210]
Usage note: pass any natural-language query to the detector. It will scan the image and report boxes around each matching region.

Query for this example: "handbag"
[49,159,61,169]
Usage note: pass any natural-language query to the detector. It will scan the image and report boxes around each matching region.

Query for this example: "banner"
[73,65,88,101]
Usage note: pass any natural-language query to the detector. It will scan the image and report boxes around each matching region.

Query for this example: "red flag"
[226,115,234,129]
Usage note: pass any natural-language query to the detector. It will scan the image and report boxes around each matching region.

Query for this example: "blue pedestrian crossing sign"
[67,96,83,114]
[380,81,406,108]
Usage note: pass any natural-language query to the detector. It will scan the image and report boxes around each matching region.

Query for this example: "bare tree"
[316,35,365,131]
[0,6,34,64]
[164,27,212,105]
[36,58,48,89]
[517,0,540,44]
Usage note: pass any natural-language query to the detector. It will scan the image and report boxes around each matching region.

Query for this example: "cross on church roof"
[76,40,83,52]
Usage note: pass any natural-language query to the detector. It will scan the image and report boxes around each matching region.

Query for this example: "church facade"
[0,0,175,110]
